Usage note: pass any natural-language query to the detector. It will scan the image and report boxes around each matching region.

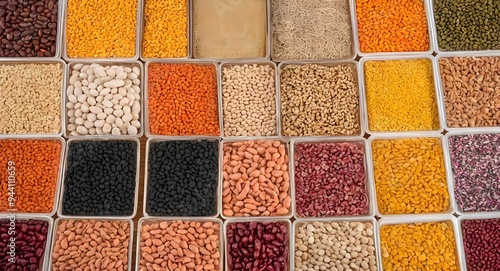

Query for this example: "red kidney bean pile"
[461,218,500,271]
[0,219,48,271]
[294,142,368,217]
[226,221,289,271]
[449,133,500,212]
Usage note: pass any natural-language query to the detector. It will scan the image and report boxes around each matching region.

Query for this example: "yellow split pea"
[380,222,459,271]
[66,0,138,58]
[364,59,440,132]
[372,137,450,215]
[142,0,188,58]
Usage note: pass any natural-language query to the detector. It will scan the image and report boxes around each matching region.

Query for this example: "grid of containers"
[0,0,499,270]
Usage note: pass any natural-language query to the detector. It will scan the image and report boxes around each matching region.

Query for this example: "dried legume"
[61,140,137,216]
[65,0,137,58]
[222,140,291,217]
[0,0,58,57]
[272,0,352,60]
[380,222,459,271]
[434,0,500,51]
[294,142,369,218]
[222,64,277,137]
[449,133,500,212]
[52,219,130,271]
[66,63,142,136]
[295,221,377,271]
[365,59,440,132]
[355,0,429,53]
[148,63,219,136]
[142,0,188,58]
[0,63,62,135]
[439,56,500,128]
[461,218,500,271]
[146,140,219,216]
[192,0,267,59]
[226,221,289,271]
[139,220,221,271]
[372,137,450,215]
[280,64,360,136]
[0,139,62,213]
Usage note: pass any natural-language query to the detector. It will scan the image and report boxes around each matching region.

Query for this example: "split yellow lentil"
[380,222,460,271]
[372,137,450,215]
[364,59,440,132]
[142,0,188,58]
[66,0,138,58]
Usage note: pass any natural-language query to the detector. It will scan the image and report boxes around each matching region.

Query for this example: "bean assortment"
[146,140,219,217]
[295,221,377,271]
[226,221,289,271]
[0,63,62,135]
[0,139,62,213]
[461,218,500,271]
[61,140,137,216]
[434,0,500,51]
[280,64,361,136]
[222,64,277,137]
[439,56,500,128]
[294,142,369,218]
[0,0,58,57]
[449,133,500,212]
[51,219,131,271]
[147,63,220,136]
[365,59,440,132]
[0,219,49,271]
[222,140,291,217]
[372,137,450,215]
[380,221,459,271]
[138,220,221,271]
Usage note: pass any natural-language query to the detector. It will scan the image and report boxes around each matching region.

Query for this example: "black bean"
[146,140,219,216]
[61,140,138,216]
[0,0,57,57]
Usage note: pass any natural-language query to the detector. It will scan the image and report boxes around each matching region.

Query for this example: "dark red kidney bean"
[227,221,288,271]
[462,218,500,271]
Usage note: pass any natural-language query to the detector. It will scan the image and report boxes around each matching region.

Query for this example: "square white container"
[433,52,500,132]
[359,55,446,135]
[143,137,221,218]
[428,0,500,56]
[0,0,63,59]
[219,61,280,138]
[0,59,66,138]
[292,217,382,271]
[57,137,140,219]
[270,0,356,62]
[1,215,54,271]
[0,137,65,217]
[60,0,142,61]
[136,217,224,271]
[366,133,457,218]
[47,217,134,271]
[377,215,465,271]
[139,0,190,61]
[224,218,292,271]
[443,129,500,217]
[220,137,293,220]
[290,137,375,219]
[277,60,365,138]
[189,0,271,61]
[143,60,222,139]
[63,60,145,138]
[456,213,500,271]
[350,0,436,57]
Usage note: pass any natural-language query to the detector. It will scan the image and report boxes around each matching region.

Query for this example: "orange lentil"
[0,139,62,213]
[355,0,430,53]
[147,63,220,136]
